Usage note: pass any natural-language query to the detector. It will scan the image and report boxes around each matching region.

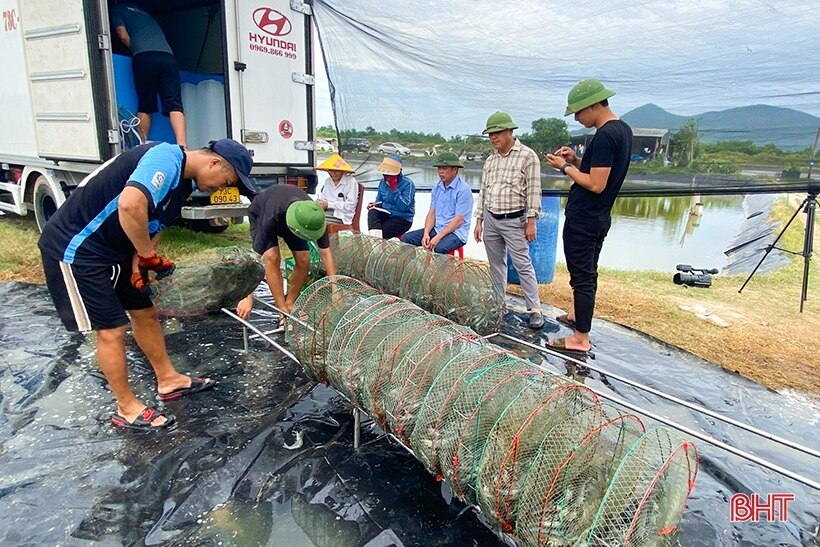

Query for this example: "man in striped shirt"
[474,111,545,329]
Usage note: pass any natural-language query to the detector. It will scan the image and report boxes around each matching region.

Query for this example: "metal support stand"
[243,326,249,353]
[739,191,818,312]
[353,408,361,450]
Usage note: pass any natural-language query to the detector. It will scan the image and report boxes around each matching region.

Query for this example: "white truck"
[0,0,319,232]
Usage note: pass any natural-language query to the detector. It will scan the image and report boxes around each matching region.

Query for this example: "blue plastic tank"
[507,196,560,284]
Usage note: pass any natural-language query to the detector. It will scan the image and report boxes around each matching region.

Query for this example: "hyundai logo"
[253,7,292,37]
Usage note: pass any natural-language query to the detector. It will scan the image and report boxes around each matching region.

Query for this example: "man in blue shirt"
[38,139,257,429]
[402,152,473,254]
[111,2,186,147]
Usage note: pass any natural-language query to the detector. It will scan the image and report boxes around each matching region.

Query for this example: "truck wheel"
[187,219,230,234]
[33,175,60,232]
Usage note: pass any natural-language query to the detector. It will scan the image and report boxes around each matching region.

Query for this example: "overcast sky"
[311,0,820,136]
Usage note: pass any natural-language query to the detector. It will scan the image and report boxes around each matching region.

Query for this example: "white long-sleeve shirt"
[319,173,359,225]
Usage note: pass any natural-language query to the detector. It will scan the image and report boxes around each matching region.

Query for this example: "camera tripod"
[739,191,817,312]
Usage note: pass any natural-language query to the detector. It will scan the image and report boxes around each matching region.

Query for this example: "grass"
[2,195,818,393]
[0,216,43,283]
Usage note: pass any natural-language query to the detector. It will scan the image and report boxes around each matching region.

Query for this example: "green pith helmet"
[286,200,327,241]
[564,79,616,116]
[432,151,463,168]
[482,111,518,134]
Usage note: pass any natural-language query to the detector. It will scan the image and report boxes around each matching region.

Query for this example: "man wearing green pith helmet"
[236,185,336,319]
[544,79,633,356]
[474,111,545,329]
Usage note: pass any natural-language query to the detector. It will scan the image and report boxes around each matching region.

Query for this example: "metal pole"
[249,327,285,340]
[353,408,361,450]
[221,308,300,364]
[586,381,819,490]
[739,196,806,294]
[253,297,315,331]
[800,194,816,312]
[807,127,819,180]
[243,326,249,353]
[492,332,820,459]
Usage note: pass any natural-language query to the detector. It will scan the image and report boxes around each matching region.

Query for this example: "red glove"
[130,271,152,296]
[137,250,175,279]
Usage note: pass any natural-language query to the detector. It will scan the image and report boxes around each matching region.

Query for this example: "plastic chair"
[447,247,464,259]
[326,183,365,235]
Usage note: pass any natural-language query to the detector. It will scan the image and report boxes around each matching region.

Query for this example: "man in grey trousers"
[473,111,545,328]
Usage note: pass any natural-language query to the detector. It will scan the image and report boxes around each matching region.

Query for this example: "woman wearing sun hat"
[316,153,359,226]
[366,152,415,239]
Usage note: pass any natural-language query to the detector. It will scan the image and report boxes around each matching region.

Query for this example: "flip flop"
[556,314,577,330]
[158,377,216,402]
[547,337,590,358]
[111,407,176,430]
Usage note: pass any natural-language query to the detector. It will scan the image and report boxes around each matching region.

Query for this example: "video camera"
[672,264,719,288]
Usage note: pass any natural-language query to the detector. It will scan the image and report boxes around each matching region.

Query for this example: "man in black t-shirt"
[545,80,633,356]
[236,185,336,320]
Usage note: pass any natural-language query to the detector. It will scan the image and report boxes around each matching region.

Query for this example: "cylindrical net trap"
[287,276,698,547]
[331,232,503,334]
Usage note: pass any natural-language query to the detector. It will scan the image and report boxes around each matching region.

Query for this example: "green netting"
[444,369,565,503]
[325,293,403,402]
[331,232,502,334]
[152,246,264,317]
[286,276,698,547]
[410,344,517,475]
[476,385,609,529]
[363,315,454,427]
[288,275,376,382]
[513,408,646,545]
[380,325,477,444]
[586,427,699,547]
[336,299,428,408]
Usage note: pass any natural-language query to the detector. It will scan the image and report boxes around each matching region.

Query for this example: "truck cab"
[0,0,318,232]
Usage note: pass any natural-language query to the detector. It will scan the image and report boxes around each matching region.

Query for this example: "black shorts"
[132,51,184,116]
[41,254,153,332]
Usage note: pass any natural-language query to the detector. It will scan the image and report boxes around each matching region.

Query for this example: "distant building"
[571,127,671,160]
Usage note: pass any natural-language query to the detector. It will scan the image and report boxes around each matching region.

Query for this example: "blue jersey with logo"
[38,143,193,265]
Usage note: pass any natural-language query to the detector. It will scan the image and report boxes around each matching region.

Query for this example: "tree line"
[319,118,812,177]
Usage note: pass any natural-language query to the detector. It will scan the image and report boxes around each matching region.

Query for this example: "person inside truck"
[236,185,337,320]
[110,2,187,148]
[38,139,258,430]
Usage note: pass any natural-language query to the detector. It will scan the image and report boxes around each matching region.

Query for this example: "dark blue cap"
[209,139,259,195]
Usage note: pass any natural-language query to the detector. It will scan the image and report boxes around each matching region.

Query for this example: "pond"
[344,162,745,273]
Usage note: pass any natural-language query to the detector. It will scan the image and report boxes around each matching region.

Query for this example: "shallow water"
[0,282,817,546]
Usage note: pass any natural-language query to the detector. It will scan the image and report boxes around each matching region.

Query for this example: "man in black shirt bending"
[236,185,336,319]
[545,80,633,356]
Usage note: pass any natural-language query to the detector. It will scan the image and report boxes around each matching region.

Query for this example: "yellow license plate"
[210,187,240,205]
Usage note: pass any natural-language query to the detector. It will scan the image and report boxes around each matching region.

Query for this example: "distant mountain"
[618,104,819,151]
[621,103,687,130]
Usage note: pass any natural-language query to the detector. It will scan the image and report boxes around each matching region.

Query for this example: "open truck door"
[17,0,115,162]
[225,0,315,168]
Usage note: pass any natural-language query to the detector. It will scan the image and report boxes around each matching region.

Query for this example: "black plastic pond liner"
[0,281,817,546]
